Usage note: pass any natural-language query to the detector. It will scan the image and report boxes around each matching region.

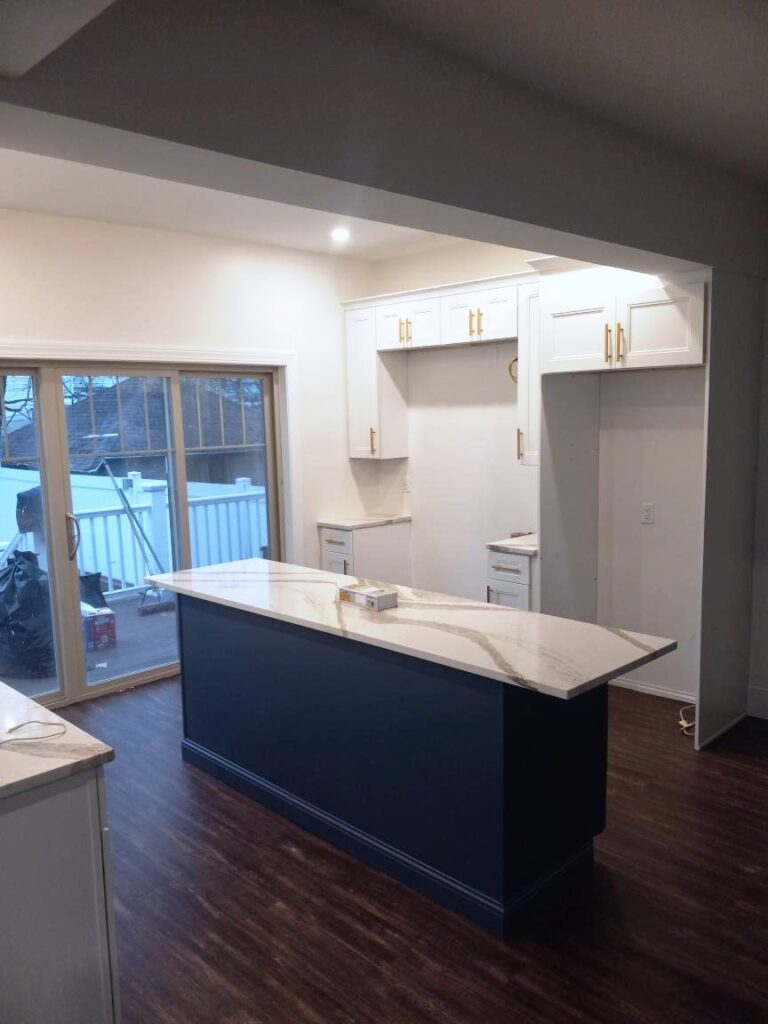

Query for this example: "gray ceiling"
[0,0,117,77]
[342,0,768,187]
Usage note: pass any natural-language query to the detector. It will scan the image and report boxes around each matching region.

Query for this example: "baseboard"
[747,682,768,719]
[182,738,505,933]
[181,738,592,936]
[609,676,694,704]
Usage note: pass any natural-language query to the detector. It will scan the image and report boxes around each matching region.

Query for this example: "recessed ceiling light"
[331,226,351,244]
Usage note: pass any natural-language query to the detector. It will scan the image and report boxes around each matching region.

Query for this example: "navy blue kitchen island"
[150,559,676,935]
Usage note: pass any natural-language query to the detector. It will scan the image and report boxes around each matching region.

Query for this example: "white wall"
[597,370,706,700]
[0,210,376,566]
[369,241,540,295]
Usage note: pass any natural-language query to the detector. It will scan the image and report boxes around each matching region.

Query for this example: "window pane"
[182,374,273,567]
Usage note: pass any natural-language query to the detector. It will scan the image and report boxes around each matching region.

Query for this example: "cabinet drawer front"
[486,550,531,585]
[320,528,353,556]
[322,550,354,575]
[487,581,530,610]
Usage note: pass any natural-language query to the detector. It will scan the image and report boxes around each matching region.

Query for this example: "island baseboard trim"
[182,738,594,935]
[182,738,505,931]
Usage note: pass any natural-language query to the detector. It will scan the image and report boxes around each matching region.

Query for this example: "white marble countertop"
[317,514,412,531]
[0,681,113,801]
[148,558,675,700]
[487,533,539,556]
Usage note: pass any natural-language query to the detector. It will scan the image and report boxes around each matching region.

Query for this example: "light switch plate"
[641,502,655,525]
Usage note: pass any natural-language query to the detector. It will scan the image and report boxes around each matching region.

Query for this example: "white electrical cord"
[0,720,68,746]
[678,704,696,737]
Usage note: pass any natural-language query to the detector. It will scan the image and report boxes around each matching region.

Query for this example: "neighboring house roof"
[2,377,265,472]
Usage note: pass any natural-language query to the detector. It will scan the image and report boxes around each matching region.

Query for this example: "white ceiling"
[0,0,117,77]
[0,148,461,260]
[344,0,768,186]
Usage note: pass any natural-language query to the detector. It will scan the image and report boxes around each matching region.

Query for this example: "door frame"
[0,360,285,708]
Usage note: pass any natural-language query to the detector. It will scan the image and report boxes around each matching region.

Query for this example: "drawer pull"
[325,538,346,546]
[493,563,521,573]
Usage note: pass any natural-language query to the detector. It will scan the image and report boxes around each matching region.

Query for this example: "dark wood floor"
[62,681,768,1024]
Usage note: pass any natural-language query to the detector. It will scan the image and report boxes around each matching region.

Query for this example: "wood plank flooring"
[62,681,768,1024]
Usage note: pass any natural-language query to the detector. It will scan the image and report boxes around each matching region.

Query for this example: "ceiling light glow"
[331,226,351,244]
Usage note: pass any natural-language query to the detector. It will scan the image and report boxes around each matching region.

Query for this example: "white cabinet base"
[0,768,119,1024]
[319,521,411,586]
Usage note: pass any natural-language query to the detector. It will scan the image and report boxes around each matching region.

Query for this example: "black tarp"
[0,551,56,677]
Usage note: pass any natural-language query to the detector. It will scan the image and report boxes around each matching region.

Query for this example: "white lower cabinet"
[0,768,119,1023]
[485,545,535,610]
[319,520,411,585]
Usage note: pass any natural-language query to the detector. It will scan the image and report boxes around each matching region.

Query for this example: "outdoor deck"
[5,591,178,698]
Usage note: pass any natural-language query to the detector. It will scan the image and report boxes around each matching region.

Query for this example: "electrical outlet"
[641,502,655,525]
[402,475,411,494]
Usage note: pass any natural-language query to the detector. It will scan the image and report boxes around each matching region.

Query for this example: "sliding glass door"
[0,373,63,700]
[0,363,281,706]
[60,373,181,688]
[180,373,280,567]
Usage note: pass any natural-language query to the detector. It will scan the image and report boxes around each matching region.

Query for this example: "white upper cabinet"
[540,290,615,373]
[541,277,706,374]
[375,303,408,351]
[616,282,705,369]
[441,284,518,345]
[475,285,518,342]
[440,291,476,345]
[377,297,441,350]
[405,296,441,348]
[346,307,408,460]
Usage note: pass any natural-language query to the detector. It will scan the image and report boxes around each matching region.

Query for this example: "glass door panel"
[61,374,180,687]
[180,374,279,567]
[0,374,62,699]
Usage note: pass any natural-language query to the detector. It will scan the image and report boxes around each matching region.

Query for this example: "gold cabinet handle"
[468,308,475,337]
[369,426,377,455]
[324,538,346,546]
[476,308,483,336]
[406,318,413,344]
[492,563,522,574]
[398,318,404,344]
[604,323,612,364]
[616,321,624,363]
[516,428,524,460]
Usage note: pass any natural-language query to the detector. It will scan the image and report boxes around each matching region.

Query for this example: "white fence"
[0,468,269,597]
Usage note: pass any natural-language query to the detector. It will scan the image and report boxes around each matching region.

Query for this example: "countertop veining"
[148,558,675,700]
[0,681,113,800]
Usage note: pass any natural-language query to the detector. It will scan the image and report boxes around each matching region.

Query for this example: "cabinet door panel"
[487,582,531,610]
[618,282,705,369]
[476,285,517,341]
[346,308,379,459]
[541,294,614,373]
[440,292,475,345]
[404,298,440,348]
[376,304,407,351]
[517,285,540,465]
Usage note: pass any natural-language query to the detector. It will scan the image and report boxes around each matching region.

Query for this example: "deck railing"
[73,487,268,597]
